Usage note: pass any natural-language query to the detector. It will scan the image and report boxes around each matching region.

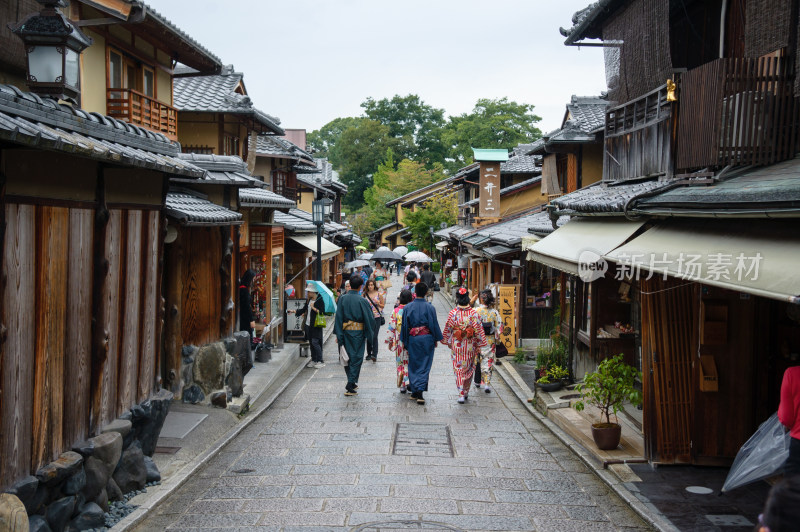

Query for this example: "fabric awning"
[527,218,645,274]
[605,219,800,304]
[288,234,341,260]
[435,241,449,250]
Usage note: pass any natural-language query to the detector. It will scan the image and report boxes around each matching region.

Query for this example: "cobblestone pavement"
[135,279,651,531]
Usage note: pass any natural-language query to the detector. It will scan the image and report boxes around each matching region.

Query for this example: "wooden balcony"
[273,185,297,203]
[106,88,178,141]
[604,84,674,182]
[677,55,799,170]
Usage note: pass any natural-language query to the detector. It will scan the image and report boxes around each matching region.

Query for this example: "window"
[223,134,240,156]
[142,66,155,98]
[107,47,154,95]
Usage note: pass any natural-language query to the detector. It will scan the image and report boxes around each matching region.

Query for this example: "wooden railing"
[106,88,178,141]
[604,84,674,181]
[273,185,297,203]
[677,55,799,170]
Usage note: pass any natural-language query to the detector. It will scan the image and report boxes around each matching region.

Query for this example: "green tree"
[361,94,447,165]
[307,116,366,160]
[401,193,457,252]
[336,120,402,210]
[443,98,542,168]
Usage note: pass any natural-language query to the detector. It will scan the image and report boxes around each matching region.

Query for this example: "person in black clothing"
[419,264,436,302]
[294,283,326,368]
[239,269,257,342]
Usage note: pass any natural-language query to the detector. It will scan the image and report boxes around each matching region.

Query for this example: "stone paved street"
[134,279,650,531]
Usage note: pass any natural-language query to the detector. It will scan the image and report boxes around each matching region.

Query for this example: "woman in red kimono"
[442,287,489,403]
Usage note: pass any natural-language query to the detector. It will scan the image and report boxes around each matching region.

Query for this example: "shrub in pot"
[537,364,569,392]
[573,354,642,450]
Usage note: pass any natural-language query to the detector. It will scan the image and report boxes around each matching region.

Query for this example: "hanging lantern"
[9,0,93,101]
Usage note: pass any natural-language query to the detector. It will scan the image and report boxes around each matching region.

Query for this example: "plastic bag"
[721,412,791,493]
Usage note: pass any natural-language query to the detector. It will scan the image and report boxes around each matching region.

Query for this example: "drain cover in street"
[392,423,453,457]
[352,520,464,531]
[705,515,754,526]
[159,412,207,439]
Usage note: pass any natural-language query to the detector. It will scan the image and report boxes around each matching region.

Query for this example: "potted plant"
[536,364,569,392]
[573,354,642,450]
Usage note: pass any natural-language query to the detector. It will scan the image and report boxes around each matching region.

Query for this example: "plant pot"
[591,423,621,450]
[537,381,563,392]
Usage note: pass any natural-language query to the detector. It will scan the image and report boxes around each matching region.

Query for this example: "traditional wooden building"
[0,0,223,491]
[528,0,800,465]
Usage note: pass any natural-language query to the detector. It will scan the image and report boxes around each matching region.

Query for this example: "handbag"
[314,312,327,328]
[495,342,509,358]
[339,344,349,365]
[433,282,440,292]
[366,295,385,326]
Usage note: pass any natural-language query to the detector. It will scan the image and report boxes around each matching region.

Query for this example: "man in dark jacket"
[420,264,436,302]
[295,283,326,368]
[334,273,376,396]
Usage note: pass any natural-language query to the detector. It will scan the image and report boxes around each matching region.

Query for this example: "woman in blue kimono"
[400,282,443,404]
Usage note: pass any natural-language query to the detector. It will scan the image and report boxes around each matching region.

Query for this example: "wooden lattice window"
[251,232,266,250]
[271,227,283,249]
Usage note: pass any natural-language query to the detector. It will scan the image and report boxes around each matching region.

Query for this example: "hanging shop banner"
[478,161,500,218]
[497,285,518,350]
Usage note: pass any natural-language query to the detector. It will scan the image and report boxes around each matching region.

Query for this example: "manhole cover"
[705,515,754,526]
[686,486,714,494]
[352,520,464,531]
[232,468,255,474]
[392,423,453,457]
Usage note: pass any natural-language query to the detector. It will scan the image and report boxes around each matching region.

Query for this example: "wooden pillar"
[90,167,110,435]
[163,227,184,396]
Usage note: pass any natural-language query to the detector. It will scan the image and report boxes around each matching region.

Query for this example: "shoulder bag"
[366,295,385,326]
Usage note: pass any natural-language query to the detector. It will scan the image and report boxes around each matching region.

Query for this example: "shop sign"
[497,285,518,350]
[479,161,500,218]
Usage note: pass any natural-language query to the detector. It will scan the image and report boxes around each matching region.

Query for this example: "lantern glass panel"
[64,48,79,88]
[28,45,62,83]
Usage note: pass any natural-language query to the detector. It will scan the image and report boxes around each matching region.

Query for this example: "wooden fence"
[677,55,800,170]
[1,203,162,489]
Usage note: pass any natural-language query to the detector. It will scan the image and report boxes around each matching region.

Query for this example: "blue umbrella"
[306,280,336,314]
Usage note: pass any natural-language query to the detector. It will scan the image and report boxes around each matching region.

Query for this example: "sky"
[147,0,606,135]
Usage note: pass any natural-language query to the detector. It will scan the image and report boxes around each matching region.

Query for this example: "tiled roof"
[372,221,401,234]
[296,173,335,195]
[450,226,474,239]
[173,66,283,135]
[482,245,516,258]
[566,95,607,133]
[177,153,259,185]
[165,191,242,225]
[140,3,222,71]
[634,160,800,214]
[256,135,315,165]
[501,154,541,173]
[528,213,569,236]
[239,188,295,209]
[288,208,346,235]
[0,84,204,178]
[388,226,410,238]
[560,1,617,45]
[460,209,553,247]
[550,180,669,215]
[460,175,542,207]
[274,210,315,233]
[312,158,347,192]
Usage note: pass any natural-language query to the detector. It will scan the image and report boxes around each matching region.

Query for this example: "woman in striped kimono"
[442,287,489,404]
[475,289,503,393]
[387,289,413,393]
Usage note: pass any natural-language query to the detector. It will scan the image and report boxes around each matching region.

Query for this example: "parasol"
[393,245,408,257]
[404,251,433,263]
[357,253,373,260]
[344,259,370,270]
[306,280,336,314]
[371,246,402,261]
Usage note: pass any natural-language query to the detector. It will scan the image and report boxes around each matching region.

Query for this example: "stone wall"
[179,331,255,410]
[4,390,172,531]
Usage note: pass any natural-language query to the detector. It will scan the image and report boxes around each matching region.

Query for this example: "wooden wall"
[1,203,162,489]
[163,225,232,396]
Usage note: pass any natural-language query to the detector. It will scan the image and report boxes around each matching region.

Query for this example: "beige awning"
[527,218,645,274]
[605,219,800,304]
[435,241,449,250]
[521,235,541,253]
[288,234,340,260]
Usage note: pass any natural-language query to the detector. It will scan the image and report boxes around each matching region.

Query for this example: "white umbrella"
[357,253,373,260]
[404,251,432,263]
[393,245,408,257]
[344,259,370,270]
[371,246,402,261]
